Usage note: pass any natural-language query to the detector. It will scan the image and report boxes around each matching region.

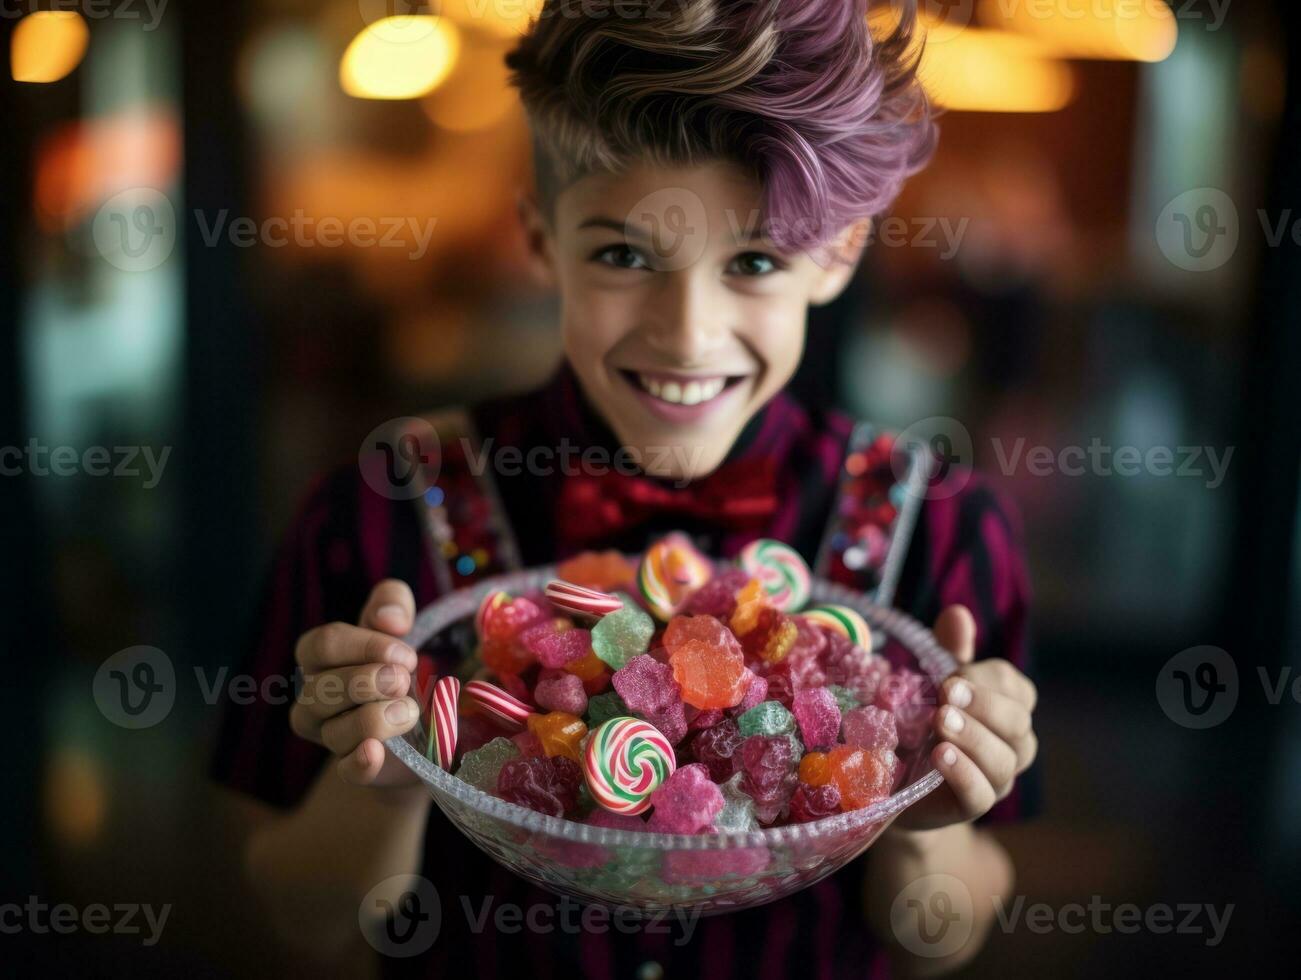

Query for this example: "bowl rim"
[385,563,956,851]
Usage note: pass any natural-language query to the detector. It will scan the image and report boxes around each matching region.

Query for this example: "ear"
[516,190,558,289]
[808,218,871,306]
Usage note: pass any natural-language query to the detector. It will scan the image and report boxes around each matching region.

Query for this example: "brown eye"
[593,245,649,270]
[728,252,779,276]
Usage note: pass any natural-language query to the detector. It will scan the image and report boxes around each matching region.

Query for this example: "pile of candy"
[432,533,937,833]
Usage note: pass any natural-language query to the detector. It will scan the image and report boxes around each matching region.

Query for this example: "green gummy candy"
[714,773,759,832]
[455,736,519,792]
[826,684,860,715]
[591,595,654,669]
[586,691,629,727]
[737,700,795,738]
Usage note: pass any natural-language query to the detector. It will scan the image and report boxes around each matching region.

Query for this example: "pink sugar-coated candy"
[500,671,535,707]
[612,654,681,717]
[687,707,725,732]
[789,616,828,662]
[662,843,770,884]
[534,669,589,715]
[789,782,841,823]
[842,704,899,753]
[891,752,908,791]
[894,703,935,750]
[792,688,842,752]
[820,631,874,686]
[510,730,544,758]
[517,619,565,656]
[738,734,798,824]
[844,656,891,706]
[680,568,750,619]
[645,700,688,746]
[873,667,929,713]
[646,763,725,834]
[728,670,768,717]
[534,628,593,669]
[688,718,746,782]
[496,755,582,817]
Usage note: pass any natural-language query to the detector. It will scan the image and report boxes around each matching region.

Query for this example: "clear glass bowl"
[385,565,956,916]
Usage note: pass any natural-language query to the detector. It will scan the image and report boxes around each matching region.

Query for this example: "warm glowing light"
[422,35,519,132]
[870,9,1074,113]
[11,11,89,83]
[44,747,106,847]
[994,0,1178,63]
[438,0,543,38]
[918,28,1076,113]
[340,16,460,100]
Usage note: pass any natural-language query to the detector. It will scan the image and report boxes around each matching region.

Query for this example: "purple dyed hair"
[505,0,937,254]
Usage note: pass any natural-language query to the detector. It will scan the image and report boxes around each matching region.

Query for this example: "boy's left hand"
[892,605,1038,831]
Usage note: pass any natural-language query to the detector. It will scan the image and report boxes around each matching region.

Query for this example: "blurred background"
[3,0,1298,975]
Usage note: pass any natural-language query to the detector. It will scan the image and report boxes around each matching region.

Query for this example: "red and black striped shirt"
[211,362,1035,979]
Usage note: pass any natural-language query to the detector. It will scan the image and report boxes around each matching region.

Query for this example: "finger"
[319,697,419,757]
[298,663,411,723]
[932,741,997,821]
[338,738,387,786]
[934,605,976,665]
[360,579,416,636]
[295,622,416,674]
[943,676,1032,742]
[959,659,1037,712]
[935,704,1018,793]
[1010,730,1038,776]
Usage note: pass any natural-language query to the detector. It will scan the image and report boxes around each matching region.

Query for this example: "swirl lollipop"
[800,604,872,650]
[583,716,677,815]
[638,532,712,621]
[738,538,811,612]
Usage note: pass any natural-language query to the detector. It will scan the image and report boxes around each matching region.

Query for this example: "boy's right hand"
[290,579,422,787]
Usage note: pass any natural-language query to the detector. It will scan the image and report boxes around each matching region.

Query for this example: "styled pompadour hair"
[505,0,936,254]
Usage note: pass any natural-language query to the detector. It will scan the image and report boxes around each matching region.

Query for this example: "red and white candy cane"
[544,579,623,619]
[429,676,461,770]
[465,679,534,728]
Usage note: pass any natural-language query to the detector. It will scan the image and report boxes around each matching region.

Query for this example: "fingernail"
[941,746,958,766]
[386,699,415,724]
[948,680,972,708]
[386,642,416,666]
[943,706,965,733]
[377,604,407,627]
[377,664,401,696]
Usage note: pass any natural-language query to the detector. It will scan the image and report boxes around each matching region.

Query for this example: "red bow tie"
[555,455,779,547]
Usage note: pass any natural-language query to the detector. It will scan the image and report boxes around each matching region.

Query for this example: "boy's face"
[520,160,865,481]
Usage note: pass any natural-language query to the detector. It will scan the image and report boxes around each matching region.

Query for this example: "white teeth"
[635,373,729,406]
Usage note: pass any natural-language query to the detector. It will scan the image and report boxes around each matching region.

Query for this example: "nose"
[642,271,729,365]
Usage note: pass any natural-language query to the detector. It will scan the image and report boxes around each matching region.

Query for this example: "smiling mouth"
[617,369,749,407]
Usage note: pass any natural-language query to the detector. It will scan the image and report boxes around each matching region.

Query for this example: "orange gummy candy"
[669,643,748,709]
[527,711,588,761]
[741,607,799,664]
[827,745,894,810]
[729,579,769,636]
[556,550,637,591]
[564,650,612,696]
[799,751,832,787]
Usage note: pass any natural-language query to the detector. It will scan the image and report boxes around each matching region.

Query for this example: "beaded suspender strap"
[404,407,524,593]
[812,422,932,610]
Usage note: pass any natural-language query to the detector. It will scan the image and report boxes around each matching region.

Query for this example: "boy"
[213,1,1038,975]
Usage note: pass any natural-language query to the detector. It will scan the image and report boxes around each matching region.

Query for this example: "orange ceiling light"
[340,15,461,100]
[12,11,89,83]
[988,0,1178,62]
